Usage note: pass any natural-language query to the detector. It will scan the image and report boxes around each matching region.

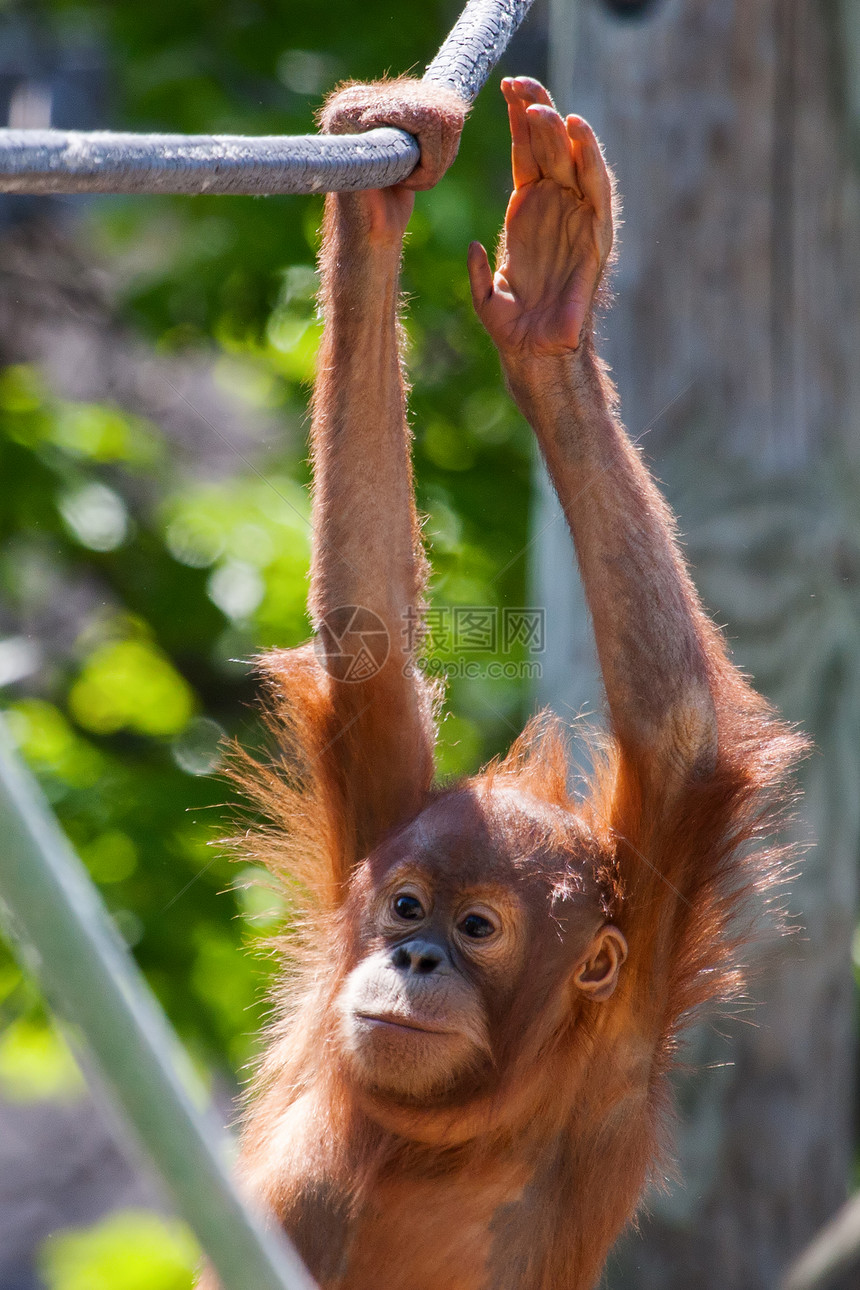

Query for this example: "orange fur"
[198,77,807,1290]
[215,650,804,1290]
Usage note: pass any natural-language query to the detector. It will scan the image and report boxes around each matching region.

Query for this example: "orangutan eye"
[393,893,425,921]
[460,912,496,940]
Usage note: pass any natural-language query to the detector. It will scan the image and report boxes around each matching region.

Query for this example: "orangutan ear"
[572,925,628,1001]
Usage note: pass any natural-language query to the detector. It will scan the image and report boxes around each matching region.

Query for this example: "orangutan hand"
[319,78,468,245]
[469,77,615,359]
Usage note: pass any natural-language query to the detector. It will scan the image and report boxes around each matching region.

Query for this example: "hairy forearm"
[504,344,717,775]
[309,194,423,636]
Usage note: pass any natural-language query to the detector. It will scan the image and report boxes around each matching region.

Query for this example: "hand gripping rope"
[0,0,536,196]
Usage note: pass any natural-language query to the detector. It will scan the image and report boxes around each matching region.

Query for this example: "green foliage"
[70,637,197,736]
[0,1017,84,1102]
[39,1210,198,1290]
[0,0,539,1097]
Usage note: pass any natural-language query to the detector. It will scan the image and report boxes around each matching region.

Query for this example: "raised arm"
[309,81,466,857]
[468,79,807,1050]
[469,78,719,801]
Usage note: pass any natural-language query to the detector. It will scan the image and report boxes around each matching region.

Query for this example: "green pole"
[0,718,316,1290]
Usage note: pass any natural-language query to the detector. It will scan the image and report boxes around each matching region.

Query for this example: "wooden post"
[537,1,860,1284]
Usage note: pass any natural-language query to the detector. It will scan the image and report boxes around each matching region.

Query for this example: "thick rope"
[425,0,535,100]
[0,127,420,197]
[0,0,536,196]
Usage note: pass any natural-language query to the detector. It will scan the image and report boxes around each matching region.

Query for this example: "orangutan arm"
[470,78,717,797]
[309,81,466,855]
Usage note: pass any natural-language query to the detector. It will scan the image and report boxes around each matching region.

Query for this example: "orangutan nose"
[391,940,445,976]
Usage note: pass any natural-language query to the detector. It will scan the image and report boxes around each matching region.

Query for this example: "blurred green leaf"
[6,700,106,789]
[70,638,196,737]
[39,1210,198,1290]
[80,830,139,884]
[0,1019,84,1103]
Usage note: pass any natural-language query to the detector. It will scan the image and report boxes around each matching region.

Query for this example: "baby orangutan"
[201,77,804,1290]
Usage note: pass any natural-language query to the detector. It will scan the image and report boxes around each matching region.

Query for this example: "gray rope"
[0,127,420,196]
[425,0,535,100]
[0,0,536,196]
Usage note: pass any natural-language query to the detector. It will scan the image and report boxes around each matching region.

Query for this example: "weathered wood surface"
[537,2,860,1286]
